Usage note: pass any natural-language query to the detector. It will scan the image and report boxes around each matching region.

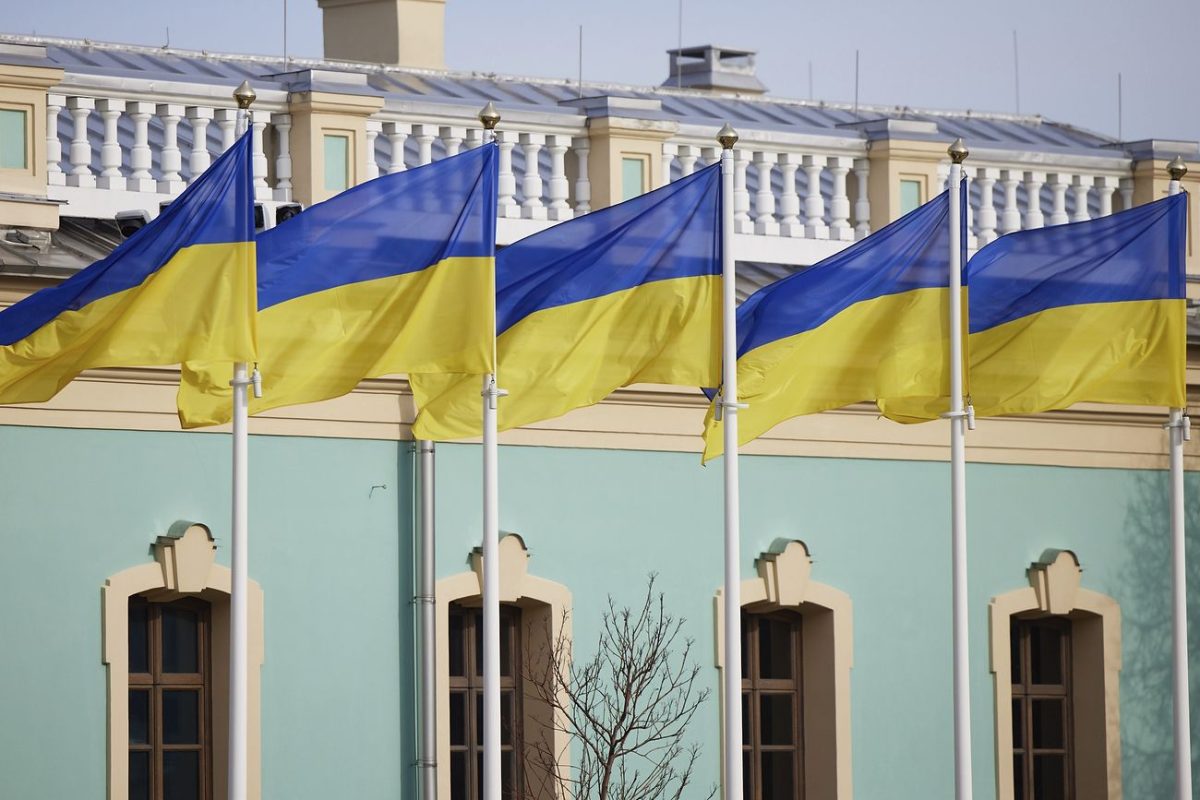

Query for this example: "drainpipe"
[417,440,437,800]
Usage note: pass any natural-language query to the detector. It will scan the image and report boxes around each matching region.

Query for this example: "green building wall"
[0,424,1196,798]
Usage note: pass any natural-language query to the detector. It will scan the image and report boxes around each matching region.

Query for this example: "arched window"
[989,550,1121,800]
[715,540,853,799]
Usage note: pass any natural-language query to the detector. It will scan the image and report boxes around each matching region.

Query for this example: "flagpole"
[946,137,973,800]
[478,101,504,800]
[229,78,257,800]
[717,122,744,800]
[1166,155,1192,800]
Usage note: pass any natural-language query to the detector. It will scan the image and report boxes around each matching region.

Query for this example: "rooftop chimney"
[662,45,767,94]
[317,0,446,70]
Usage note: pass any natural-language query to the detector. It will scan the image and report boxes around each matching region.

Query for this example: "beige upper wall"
[0,61,64,229]
[1132,159,1199,278]
[317,0,446,69]
[865,138,946,231]
[286,90,385,206]
[585,116,678,210]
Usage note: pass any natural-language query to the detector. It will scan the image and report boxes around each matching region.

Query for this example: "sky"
[6,0,1198,143]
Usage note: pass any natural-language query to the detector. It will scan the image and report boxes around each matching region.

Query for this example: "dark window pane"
[740,614,750,677]
[742,751,752,800]
[449,611,465,677]
[759,618,793,679]
[1012,754,1024,800]
[501,690,513,747]
[760,751,795,800]
[450,692,467,747]
[162,750,200,800]
[129,690,150,744]
[741,693,750,745]
[1030,625,1063,685]
[1033,755,1066,800]
[161,606,199,674]
[474,611,483,677]
[162,690,200,745]
[476,752,484,800]
[450,751,467,800]
[129,602,149,674]
[1031,699,1064,749]
[502,750,515,800]
[760,694,793,746]
[500,613,513,678]
[129,750,150,800]
[475,692,483,746]
[1012,698,1023,749]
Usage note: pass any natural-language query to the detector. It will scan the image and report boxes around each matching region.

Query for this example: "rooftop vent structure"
[662,45,767,94]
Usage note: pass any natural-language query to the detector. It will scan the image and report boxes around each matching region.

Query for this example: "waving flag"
[178,143,497,427]
[702,189,956,460]
[410,164,721,440]
[0,133,256,405]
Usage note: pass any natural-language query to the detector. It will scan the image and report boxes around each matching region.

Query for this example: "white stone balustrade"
[273,113,294,201]
[46,94,65,187]
[363,119,381,182]
[828,156,852,241]
[495,130,519,219]
[1070,176,1090,223]
[95,99,125,190]
[802,155,827,239]
[753,151,778,236]
[186,107,213,178]
[777,153,802,237]
[678,145,699,178]
[852,158,870,239]
[1047,173,1069,226]
[572,136,591,215]
[384,122,408,173]
[545,134,571,221]
[1023,171,1046,230]
[733,149,753,234]
[65,96,94,188]
[156,104,185,194]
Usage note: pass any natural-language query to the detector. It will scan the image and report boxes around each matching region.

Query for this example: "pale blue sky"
[7,0,1198,143]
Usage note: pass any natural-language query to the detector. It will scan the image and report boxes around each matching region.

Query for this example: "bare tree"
[524,574,714,800]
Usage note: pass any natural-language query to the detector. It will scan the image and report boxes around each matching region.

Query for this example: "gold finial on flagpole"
[479,102,501,131]
[948,137,969,164]
[717,123,739,150]
[1167,156,1188,181]
[233,80,256,110]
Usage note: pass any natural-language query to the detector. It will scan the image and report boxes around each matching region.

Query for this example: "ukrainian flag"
[967,193,1186,417]
[702,189,956,461]
[0,133,256,405]
[410,164,721,440]
[177,143,497,428]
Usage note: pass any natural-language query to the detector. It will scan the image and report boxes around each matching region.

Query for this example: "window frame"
[741,609,805,800]
[1010,616,1074,799]
[620,153,650,201]
[0,104,29,171]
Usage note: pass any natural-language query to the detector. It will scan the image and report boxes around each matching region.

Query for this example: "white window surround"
[102,522,264,800]
[714,539,854,799]
[989,549,1122,800]
[435,533,571,800]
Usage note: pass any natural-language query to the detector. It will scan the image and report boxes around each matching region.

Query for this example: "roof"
[1,34,1141,159]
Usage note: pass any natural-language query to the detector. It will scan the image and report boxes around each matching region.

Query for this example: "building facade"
[0,2,1197,799]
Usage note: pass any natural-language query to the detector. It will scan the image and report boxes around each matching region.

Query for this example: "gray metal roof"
[2,34,1147,159]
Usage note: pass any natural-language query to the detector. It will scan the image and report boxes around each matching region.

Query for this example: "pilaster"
[286,90,385,206]
[0,57,65,230]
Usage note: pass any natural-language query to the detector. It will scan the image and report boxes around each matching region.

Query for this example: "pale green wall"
[0,426,418,800]
[432,443,1200,800]
[0,425,1196,799]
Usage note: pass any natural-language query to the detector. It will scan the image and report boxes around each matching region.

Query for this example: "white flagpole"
[1166,155,1192,800]
[229,79,257,800]
[717,123,744,800]
[946,137,974,800]
[478,101,504,800]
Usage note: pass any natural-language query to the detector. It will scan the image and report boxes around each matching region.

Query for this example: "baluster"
[125,101,155,192]
[185,107,213,180]
[935,162,950,194]
[1047,173,1069,225]
[65,97,95,188]
[852,157,870,239]
[572,135,591,215]
[546,134,571,221]
[975,168,999,246]
[753,151,778,235]
[496,130,519,218]
[250,110,270,199]
[363,119,381,182]
[802,154,828,239]
[1094,176,1119,217]
[272,112,293,200]
[1022,171,1046,229]
[1070,175,1091,222]
[999,169,1022,233]
[46,94,64,186]
[701,146,719,168]
[214,109,238,152]
[678,145,698,177]
[733,149,752,234]
[157,103,185,194]
[777,153,802,237]
[661,143,677,185]
[385,122,409,173]
[828,156,852,240]
[95,99,125,190]
[519,132,547,220]
[963,171,977,251]
[1118,178,1134,212]
[440,125,464,158]
[465,129,483,150]
[413,124,435,166]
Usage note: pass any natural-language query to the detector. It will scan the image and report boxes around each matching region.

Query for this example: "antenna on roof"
[677,0,683,89]
[1117,72,1123,141]
[284,0,290,68]
[853,50,859,116]
[577,25,584,99]
[1012,30,1021,115]
[164,27,170,49]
